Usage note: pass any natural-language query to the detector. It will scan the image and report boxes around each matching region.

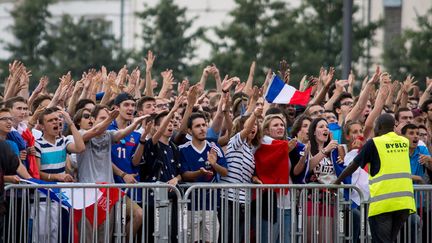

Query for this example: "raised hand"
[177,79,189,96]
[234,82,246,94]
[144,50,156,72]
[221,76,239,92]
[35,76,49,93]
[187,85,199,106]
[324,67,335,87]
[368,66,381,85]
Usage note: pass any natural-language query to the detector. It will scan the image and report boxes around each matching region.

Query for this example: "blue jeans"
[276,209,292,243]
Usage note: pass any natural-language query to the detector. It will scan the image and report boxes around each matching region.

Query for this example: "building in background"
[0,0,430,69]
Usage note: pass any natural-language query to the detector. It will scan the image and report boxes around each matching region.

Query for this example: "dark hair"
[395,107,412,122]
[31,94,51,114]
[418,124,427,131]
[290,115,312,138]
[187,112,206,129]
[38,107,60,125]
[0,141,19,175]
[0,108,11,114]
[421,99,432,113]
[91,104,110,119]
[333,92,353,116]
[73,108,92,130]
[3,96,27,109]
[136,96,156,111]
[374,113,395,136]
[75,99,95,112]
[401,123,418,135]
[155,111,170,126]
[308,118,330,156]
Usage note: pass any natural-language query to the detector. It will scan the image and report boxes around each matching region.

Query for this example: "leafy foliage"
[136,0,204,80]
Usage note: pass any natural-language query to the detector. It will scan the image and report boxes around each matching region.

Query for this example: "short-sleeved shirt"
[179,140,227,183]
[35,136,73,174]
[108,120,141,183]
[179,140,227,210]
[220,133,255,203]
[409,142,430,180]
[76,130,115,183]
[142,140,181,182]
[353,139,381,177]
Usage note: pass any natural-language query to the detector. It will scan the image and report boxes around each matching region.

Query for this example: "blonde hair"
[262,114,287,139]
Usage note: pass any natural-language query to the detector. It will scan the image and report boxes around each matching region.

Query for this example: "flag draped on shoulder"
[254,136,289,193]
[264,74,312,106]
[21,178,125,242]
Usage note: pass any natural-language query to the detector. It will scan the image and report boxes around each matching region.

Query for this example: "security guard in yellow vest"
[335,114,416,243]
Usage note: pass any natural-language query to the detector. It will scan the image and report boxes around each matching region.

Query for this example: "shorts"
[185,210,219,242]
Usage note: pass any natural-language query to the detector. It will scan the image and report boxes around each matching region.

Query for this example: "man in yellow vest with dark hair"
[335,113,416,243]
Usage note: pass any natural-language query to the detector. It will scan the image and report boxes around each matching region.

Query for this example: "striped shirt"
[220,132,255,203]
[35,136,72,174]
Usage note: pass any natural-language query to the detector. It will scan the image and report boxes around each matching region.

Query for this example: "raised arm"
[364,85,390,139]
[310,67,335,106]
[144,50,155,97]
[419,77,432,107]
[61,109,85,153]
[28,76,48,111]
[112,115,149,142]
[152,95,184,144]
[173,85,199,144]
[211,65,223,92]
[82,109,119,142]
[346,66,381,122]
[243,61,256,97]
[198,66,212,91]
[131,120,153,166]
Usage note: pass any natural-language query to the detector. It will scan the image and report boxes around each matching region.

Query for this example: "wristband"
[222,89,229,93]
[139,139,146,145]
[48,174,51,181]
[121,172,127,178]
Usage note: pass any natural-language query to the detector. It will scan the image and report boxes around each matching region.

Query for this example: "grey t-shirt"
[76,130,115,183]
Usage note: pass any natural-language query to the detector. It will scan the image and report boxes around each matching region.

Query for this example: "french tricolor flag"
[264,74,312,106]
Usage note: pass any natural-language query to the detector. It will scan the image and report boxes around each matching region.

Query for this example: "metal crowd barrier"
[2,182,182,243]
[397,185,432,243]
[3,182,432,243]
[181,183,367,243]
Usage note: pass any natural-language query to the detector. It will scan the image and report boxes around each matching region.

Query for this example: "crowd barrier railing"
[2,182,432,243]
[180,183,367,243]
[2,182,182,243]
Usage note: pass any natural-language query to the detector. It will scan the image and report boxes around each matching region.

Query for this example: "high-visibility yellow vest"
[369,132,416,217]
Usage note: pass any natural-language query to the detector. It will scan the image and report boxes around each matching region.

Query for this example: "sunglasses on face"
[82,114,93,119]
[0,117,13,121]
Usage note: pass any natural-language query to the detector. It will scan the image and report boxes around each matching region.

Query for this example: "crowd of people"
[0,51,431,242]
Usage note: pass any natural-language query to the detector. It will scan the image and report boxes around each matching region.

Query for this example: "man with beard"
[179,112,228,243]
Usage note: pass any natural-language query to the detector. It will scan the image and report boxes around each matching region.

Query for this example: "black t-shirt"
[353,139,381,177]
[141,140,181,182]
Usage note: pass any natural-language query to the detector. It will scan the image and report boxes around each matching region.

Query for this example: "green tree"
[383,8,432,83]
[136,0,203,80]
[42,15,126,86]
[207,0,380,86]
[1,0,53,86]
